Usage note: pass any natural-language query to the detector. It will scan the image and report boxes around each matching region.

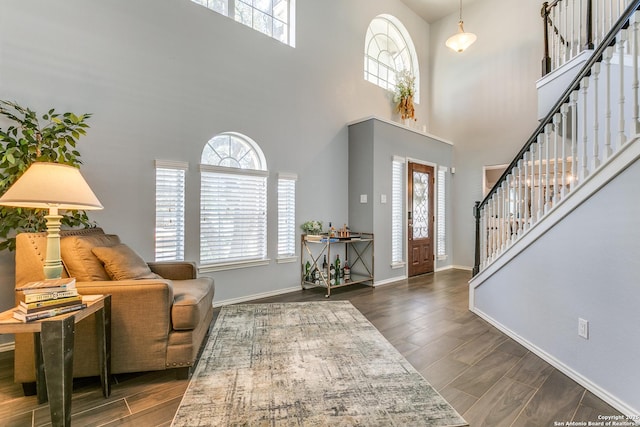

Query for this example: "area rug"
[172,301,467,426]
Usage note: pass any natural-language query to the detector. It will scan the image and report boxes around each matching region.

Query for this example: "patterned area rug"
[172,301,467,426]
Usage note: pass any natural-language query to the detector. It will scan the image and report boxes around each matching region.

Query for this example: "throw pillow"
[61,234,121,281]
[92,244,161,281]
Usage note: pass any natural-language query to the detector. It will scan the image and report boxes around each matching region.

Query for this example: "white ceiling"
[399,0,482,24]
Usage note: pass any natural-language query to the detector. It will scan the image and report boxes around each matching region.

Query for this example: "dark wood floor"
[0,269,622,426]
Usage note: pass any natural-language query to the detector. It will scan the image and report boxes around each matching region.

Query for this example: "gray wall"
[428,0,543,268]
[0,0,433,325]
[348,118,453,283]
[474,159,640,414]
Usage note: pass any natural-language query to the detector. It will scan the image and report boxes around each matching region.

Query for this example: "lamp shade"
[446,21,477,53]
[0,162,103,211]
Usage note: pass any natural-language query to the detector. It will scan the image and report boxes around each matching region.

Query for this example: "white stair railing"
[542,0,633,75]
[474,3,640,275]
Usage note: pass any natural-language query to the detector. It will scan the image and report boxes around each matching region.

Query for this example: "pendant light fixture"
[445,0,477,53]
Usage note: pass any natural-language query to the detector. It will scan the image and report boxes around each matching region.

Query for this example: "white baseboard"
[213,286,302,307]
[451,264,473,271]
[373,276,406,286]
[471,306,640,420]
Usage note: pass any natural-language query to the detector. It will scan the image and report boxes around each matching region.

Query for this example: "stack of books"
[13,278,86,322]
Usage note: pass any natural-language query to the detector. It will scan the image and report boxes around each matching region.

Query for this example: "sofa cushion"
[61,234,121,281]
[92,244,161,281]
[171,278,215,330]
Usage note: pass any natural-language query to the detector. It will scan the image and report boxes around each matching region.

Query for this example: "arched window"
[200,132,268,268]
[364,14,420,103]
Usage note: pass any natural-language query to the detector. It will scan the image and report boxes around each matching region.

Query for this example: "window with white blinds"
[154,160,188,261]
[437,166,447,259]
[199,133,268,268]
[391,156,405,266]
[277,173,297,261]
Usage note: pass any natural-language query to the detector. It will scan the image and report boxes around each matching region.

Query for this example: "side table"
[0,294,111,427]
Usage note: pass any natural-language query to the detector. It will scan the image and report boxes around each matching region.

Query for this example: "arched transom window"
[364,14,420,103]
[200,132,268,267]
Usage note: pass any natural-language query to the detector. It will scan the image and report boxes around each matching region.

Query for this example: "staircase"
[469,0,640,418]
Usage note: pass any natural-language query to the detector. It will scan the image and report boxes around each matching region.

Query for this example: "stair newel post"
[537,133,545,220]
[542,2,552,75]
[581,76,590,181]
[472,201,481,276]
[632,12,640,135]
[544,123,553,213]
[604,46,614,160]
[480,204,487,269]
[560,104,569,199]
[552,113,561,205]
[618,29,628,147]
[592,62,601,169]
[570,90,579,191]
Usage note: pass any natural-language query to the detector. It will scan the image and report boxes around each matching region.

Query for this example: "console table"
[0,294,111,427]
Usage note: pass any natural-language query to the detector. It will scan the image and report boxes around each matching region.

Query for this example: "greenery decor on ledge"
[301,220,323,235]
[394,70,416,122]
[0,100,95,251]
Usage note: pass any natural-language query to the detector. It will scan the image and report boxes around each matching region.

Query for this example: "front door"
[408,162,434,276]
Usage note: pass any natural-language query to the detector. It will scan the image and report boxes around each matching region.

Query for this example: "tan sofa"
[13,228,215,388]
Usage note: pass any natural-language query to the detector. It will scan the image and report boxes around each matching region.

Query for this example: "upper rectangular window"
[155,160,188,262]
[277,173,297,261]
[191,0,296,47]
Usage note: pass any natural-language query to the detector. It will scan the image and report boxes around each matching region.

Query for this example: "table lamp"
[0,162,103,279]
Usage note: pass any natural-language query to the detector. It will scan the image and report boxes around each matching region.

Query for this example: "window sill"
[276,256,298,264]
[391,262,406,269]
[199,258,270,273]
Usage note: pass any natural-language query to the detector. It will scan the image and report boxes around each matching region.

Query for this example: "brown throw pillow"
[92,244,161,281]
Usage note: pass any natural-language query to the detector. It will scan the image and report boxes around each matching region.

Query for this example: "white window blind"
[154,161,188,261]
[277,174,297,259]
[437,166,447,259]
[391,157,404,265]
[200,166,268,265]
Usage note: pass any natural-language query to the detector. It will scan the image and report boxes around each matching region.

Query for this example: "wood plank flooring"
[0,269,623,426]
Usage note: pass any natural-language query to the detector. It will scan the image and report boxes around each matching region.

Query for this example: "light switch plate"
[360,194,367,203]
[381,194,387,204]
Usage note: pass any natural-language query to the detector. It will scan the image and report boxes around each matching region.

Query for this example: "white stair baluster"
[632,12,640,135]
[619,29,628,147]
[553,113,561,204]
[545,123,553,213]
[523,152,530,231]
[561,104,569,199]
[592,62,601,169]
[581,76,590,181]
[537,133,544,220]
[570,90,579,191]
[604,46,613,159]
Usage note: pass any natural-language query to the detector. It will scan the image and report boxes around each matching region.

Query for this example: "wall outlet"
[578,318,589,339]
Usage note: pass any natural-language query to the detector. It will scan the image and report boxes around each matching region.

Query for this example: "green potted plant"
[394,70,417,123]
[301,220,323,235]
[0,100,95,251]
